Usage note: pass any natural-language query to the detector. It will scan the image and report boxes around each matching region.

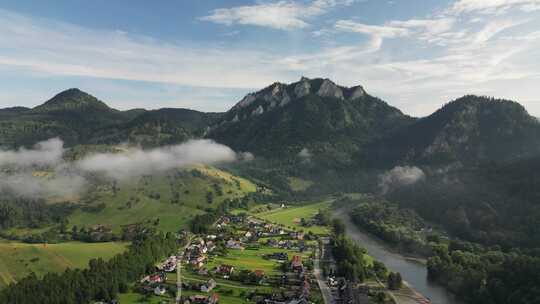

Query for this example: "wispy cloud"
[450,0,540,14]
[0,1,539,117]
[200,0,356,30]
[0,9,288,90]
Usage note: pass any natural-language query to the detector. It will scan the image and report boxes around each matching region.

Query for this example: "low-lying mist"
[0,138,249,199]
[379,165,425,194]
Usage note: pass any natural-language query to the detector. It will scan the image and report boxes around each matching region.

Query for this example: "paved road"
[314,241,334,304]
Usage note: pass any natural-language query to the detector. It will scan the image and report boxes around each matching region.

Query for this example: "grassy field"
[287,177,314,192]
[253,200,332,234]
[206,246,311,276]
[0,241,128,288]
[69,166,256,233]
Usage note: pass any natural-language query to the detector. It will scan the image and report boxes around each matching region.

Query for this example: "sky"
[0,0,539,116]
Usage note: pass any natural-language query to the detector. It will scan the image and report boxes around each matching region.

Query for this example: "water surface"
[334,208,462,304]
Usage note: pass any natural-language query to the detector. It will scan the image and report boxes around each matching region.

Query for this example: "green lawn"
[0,241,128,288]
[206,247,310,276]
[254,201,332,235]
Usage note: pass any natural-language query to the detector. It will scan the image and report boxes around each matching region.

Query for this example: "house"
[226,239,244,250]
[206,241,216,252]
[188,294,219,304]
[254,270,266,283]
[189,295,208,303]
[291,255,303,272]
[245,231,253,238]
[159,255,177,272]
[216,264,234,278]
[140,273,164,284]
[154,286,166,296]
[201,279,217,292]
[190,256,206,268]
[198,268,209,276]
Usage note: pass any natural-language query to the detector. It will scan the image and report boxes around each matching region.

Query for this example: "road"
[176,234,194,304]
[313,239,334,304]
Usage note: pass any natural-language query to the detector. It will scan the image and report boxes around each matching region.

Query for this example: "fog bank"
[0,138,248,198]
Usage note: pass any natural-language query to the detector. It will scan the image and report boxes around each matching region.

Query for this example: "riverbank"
[333,208,461,304]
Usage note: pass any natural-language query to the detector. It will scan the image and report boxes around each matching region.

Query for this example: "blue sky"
[0,0,539,116]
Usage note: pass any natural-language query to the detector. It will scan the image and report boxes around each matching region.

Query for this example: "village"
[125,202,405,304]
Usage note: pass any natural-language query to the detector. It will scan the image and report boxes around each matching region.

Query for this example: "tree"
[332,219,346,236]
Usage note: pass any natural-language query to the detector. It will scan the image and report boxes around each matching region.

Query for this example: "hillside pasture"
[69,166,256,233]
[0,241,127,288]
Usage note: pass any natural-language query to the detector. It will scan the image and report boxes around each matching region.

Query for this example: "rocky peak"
[317,79,344,99]
[227,77,370,122]
[294,78,311,98]
[347,85,365,99]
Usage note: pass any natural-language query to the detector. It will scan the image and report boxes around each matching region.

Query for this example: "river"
[334,208,462,304]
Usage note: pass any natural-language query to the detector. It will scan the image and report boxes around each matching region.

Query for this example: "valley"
[1,78,540,304]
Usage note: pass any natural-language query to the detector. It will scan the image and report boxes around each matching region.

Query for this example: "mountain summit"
[226,77,366,122]
[32,88,111,113]
[2,80,540,168]
[208,77,412,165]
[367,95,540,165]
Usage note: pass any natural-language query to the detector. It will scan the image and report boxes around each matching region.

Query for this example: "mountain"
[208,77,413,166]
[0,89,131,147]
[90,108,222,146]
[2,82,540,170]
[366,95,540,166]
[0,89,218,148]
[32,88,112,113]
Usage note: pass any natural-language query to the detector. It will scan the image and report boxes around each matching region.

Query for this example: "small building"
[154,286,166,296]
[291,255,303,272]
[216,264,234,278]
[140,273,164,284]
[201,279,217,292]
[226,239,244,250]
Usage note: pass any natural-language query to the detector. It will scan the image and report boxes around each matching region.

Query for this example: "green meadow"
[69,166,256,233]
[0,241,127,288]
[287,176,314,192]
[206,247,311,276]
[253,200,332,235]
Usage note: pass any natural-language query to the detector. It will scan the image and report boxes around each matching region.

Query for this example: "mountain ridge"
[1,80,539,169]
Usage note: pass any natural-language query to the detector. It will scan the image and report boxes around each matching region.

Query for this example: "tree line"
[427,241,540,304]
[0,231,180,304]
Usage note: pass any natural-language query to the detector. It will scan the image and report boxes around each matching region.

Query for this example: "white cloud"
[334,20,409,52]
[0,138,247,198]
[298,148,312,159]
[0,138,64,167]
[450,0,540,14]
[0,9,287,90]
[76,139,239,180]
[1,3,540,117]
[379,166,425,194]
[200,0,356,30]
[335,20,409,37]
